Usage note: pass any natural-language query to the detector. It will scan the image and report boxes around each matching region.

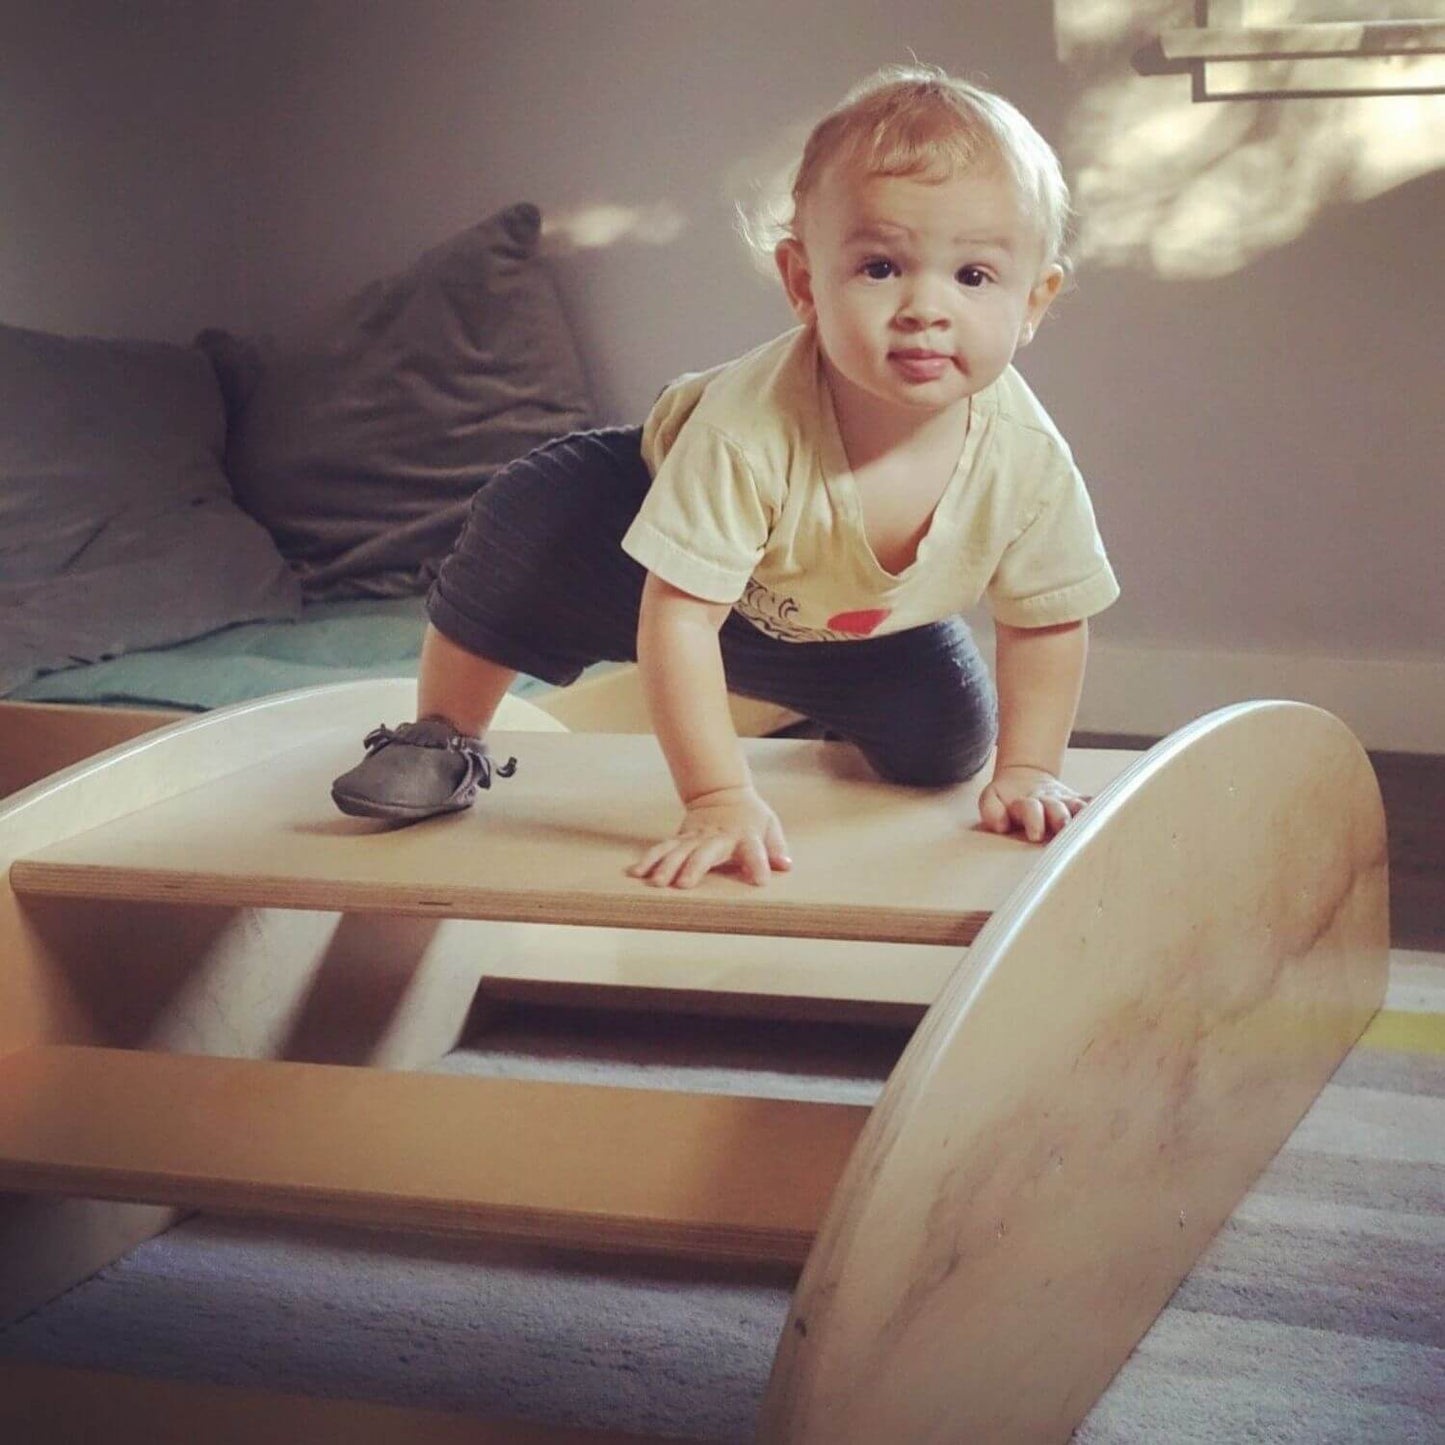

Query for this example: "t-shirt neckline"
[814,350,986,583]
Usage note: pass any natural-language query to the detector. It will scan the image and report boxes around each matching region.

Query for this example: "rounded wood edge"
[758,700,1390,1443]
[0,679,564,855]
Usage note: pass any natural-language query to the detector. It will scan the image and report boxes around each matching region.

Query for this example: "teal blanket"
[10,598,432,711]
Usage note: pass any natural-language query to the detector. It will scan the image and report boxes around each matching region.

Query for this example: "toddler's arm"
[627,573,793,888]
[980,619,1090,843]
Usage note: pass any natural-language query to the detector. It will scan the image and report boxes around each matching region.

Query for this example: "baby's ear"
[1019,263,1065,347]
[775,239,816,324]
[1030,263,1065,319]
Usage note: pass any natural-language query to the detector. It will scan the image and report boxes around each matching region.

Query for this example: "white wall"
[0,2,248,337]
[4,0,1442,748]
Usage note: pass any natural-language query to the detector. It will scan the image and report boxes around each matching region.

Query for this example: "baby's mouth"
[889,350,954,382]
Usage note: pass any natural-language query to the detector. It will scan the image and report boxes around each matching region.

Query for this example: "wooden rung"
[475,975,929,1028]
[8,731,1137,945]
[464,922,964,1025]
[0,1045,868,1266]
[0,1362,684,1444]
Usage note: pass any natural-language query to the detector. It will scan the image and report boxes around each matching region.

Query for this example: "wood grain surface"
[0,1044,866,1266]
[11,732,1134,946]
[759,701,1390,1443]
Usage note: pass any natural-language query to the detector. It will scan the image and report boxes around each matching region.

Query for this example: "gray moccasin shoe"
[331,719,517,821]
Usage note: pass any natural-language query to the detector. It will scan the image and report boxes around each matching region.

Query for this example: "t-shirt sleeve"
[621,421,773,603]
[986,443,1120,627]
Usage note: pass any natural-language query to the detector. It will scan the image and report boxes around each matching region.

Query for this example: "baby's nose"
[897,280,951,326]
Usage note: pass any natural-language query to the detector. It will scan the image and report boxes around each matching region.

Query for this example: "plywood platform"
[11,730,1135,946]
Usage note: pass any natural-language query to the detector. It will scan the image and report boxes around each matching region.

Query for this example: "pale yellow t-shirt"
[621,328,1118,641]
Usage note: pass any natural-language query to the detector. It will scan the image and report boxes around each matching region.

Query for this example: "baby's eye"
[860,258,897,281]
[956,266,990,288]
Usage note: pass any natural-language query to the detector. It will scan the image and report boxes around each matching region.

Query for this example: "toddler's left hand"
[978,764,1088,843]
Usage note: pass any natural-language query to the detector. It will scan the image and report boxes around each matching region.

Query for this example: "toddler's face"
[777,160,1062,421]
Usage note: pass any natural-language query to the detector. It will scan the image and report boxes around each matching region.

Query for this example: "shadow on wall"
[1054,0,1445,278]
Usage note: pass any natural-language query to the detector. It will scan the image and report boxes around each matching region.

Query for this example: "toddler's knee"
[867,735,994,789]
[859,701,996,787]
[807,631,998,788]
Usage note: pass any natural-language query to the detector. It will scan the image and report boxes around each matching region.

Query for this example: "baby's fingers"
[1013,795,1049,843]
[629,837,713,888]
[763,817,793,874]
[672,831,776,888]
[670,834,748,890]
[629,826,783,890]
[1038,794,1074,838]
[978,787,1012,834]
[733,833,775,887]
[627,839,681,881]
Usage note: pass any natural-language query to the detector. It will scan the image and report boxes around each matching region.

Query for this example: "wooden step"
[0,1045,868,1265]
[9,731,1137,946]
[0,1363,681,1444]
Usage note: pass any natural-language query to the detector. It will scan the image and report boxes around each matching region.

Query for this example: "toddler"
[332,62,1119,889]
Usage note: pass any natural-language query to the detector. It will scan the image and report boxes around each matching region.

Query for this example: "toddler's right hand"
[627,785,793,889]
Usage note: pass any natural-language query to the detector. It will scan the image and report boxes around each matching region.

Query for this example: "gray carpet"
[3,953,1442,1442]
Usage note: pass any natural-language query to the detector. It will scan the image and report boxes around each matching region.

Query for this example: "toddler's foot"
[331,719,517,821]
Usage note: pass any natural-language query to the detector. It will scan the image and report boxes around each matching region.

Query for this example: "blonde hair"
[743,63,1071,270]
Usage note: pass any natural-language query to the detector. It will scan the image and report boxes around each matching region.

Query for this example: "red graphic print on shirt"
[826,608,891,637]
[737,582,893,641]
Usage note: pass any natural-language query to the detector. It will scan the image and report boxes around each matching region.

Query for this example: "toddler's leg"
[719,614,998,787]
[416,623,517,736]
[329,625,519,821]
[331,427,653,821]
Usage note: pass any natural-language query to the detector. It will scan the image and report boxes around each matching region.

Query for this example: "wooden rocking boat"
[0,681,1389,1441]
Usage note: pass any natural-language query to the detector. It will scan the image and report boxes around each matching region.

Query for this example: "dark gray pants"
[428,427,997,786]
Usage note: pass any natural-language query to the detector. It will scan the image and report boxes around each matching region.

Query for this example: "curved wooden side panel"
[0,679,561,848]
[759,701,1389,1444]
[1,678,564,1056]
[0,701,187,801]
[0,680,563,1324]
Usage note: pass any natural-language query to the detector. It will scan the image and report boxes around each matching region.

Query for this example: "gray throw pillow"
[0,322,301,696]
[199,203,596,602]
